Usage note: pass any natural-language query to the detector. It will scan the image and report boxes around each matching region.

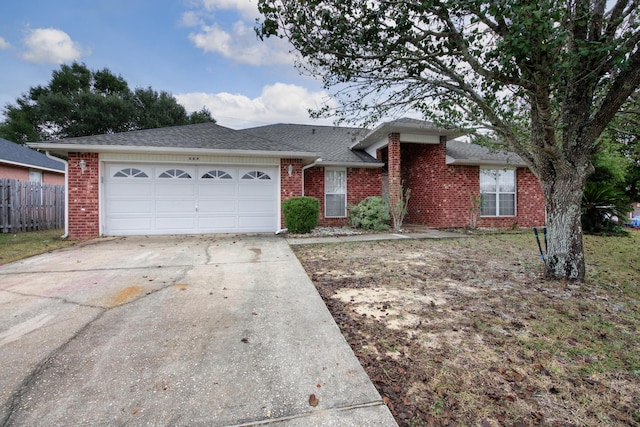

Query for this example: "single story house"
[0,137,65,185]
[29,118,545,240]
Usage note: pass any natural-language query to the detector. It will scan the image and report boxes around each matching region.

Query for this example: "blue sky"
[0,0,337,129]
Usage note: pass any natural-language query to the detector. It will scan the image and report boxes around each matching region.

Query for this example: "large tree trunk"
[541,174,587,281]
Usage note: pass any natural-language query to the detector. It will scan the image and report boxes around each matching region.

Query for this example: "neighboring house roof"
[27,119,527,168]
[0,137,65,172]
[446,140,528,167]
[239,123,381,166]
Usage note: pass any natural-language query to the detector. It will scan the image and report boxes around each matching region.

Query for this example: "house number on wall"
[188,157,200,161]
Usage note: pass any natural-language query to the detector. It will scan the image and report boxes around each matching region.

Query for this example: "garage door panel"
[198,199,237,213]
[109,200,154,214]
[238,184,274,197]
[108,217,154,231]
[238,215,275,228]
[238,199,274,213]
[198,184,236,197]
[155,217,197,230]
[107,182,153,197]
[197,216,237,229]
[105,164,277,235]
[155,200,195,213]
[156,183,195,197]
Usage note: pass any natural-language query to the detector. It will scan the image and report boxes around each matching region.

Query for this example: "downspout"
[45,152,68,238]
[275,158,322,235]
[301,158,322,196]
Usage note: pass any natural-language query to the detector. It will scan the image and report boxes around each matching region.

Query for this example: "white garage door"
[104,164,278,235]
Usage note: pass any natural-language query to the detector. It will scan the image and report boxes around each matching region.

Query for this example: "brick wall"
[280,159,304,228]
[401,140,546,229]
[303,166,383,227]
[477,167,546,228]
[67,153,99,240]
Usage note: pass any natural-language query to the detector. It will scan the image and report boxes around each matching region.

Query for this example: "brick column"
[388,132,401,201]
[67,153,100,240]
[280,159,303,228]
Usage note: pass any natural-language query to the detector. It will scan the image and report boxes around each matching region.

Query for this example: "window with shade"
[325,168,347,217]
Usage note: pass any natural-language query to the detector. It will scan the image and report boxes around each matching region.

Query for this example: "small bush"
[282,196,320,233]
[348,196,390,231]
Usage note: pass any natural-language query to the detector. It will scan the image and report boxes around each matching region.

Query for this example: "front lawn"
[0,229,76,265]
[293,231,640,426]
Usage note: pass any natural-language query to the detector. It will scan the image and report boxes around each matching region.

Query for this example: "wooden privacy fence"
[0,178,65,233]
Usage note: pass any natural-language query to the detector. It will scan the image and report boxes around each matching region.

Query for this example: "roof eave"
[350,122,465,150]
[0,158,65,173]
[28,143,320,161]
[446,157,528,167]
[316,160,385,168]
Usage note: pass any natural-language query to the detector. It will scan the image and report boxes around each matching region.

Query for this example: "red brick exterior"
[66,143,544,238]
[67,153,99,240]
[280,159,304,228]
[400,140,546,228]
[303,166,382,227]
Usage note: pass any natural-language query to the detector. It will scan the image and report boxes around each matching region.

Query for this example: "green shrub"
[348,196,390,231]
[282,196,320,233]
[582,181,631,234]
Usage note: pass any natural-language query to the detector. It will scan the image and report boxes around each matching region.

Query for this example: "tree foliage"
[0,62,215,142]
[257,0,640,280]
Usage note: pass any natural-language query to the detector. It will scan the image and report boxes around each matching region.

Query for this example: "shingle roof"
[239,123,380,164]
[446,140,527,166]
[27,119,527,168]
[33,122,305,153]
[0,138,65,172]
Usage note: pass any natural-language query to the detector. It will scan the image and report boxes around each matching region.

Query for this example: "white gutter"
[28,143,319,160]
[0,159,64,174]
[44,152,68,238]
[301,158,322,196]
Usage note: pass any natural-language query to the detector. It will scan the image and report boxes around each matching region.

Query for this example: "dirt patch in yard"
[293,233,640,426]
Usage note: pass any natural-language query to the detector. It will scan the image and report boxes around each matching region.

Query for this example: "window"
[113,168,148,178]
[325,168,347,217]
[159,169,191,178]
[480,169,515,216]
[242,170,271,180]
[29,170,42,183]
[202,170,232,179]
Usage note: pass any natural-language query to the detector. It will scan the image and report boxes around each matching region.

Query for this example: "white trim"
[479,168,517,217]
[27,143,319,161]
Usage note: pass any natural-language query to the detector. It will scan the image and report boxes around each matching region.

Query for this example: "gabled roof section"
[446,140,527,167]
[240,123,383,166]
[0,138,65,172]
[352,118,465,150]
[28,122,319,161]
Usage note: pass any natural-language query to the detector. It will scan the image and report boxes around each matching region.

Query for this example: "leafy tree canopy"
[257,0,640,280]
[0,62,214,142]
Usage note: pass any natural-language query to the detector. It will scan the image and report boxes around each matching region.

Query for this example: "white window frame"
[480,168,516,217]
[325,168,347,218]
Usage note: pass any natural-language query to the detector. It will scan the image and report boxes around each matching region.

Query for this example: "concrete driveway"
[0,234,396,426]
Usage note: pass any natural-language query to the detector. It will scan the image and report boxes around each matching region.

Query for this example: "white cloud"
[20,28,85,64]
[175,83,337,128]
[0,37,10,49]
[183,0,293,66]
[188,20,292,66]
[199,0,258,20]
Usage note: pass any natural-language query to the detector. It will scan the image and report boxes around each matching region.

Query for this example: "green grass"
[0,229,76,265]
